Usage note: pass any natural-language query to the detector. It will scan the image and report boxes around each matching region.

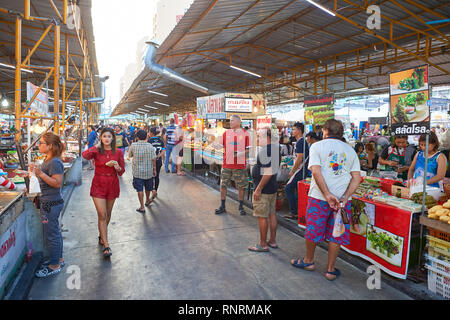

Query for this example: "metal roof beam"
[389,0,450,44]
[342,0,450,45]
[403,0,447,19]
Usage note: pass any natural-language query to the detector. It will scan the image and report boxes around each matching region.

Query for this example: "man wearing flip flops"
[129,129,157,213]
[248,128,280,252]
[290,119,361,281]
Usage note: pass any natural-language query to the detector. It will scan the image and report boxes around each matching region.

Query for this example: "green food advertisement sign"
[304,94,334,126]
[389,65,430,135]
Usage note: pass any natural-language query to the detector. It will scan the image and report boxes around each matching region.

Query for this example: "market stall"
[297,177,429,279]
[191,92,267,190]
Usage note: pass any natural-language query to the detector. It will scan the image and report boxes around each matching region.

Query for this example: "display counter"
[297,180,424,279]
[0,189,43,298]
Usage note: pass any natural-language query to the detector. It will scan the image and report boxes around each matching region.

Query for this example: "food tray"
[428,246,450,262]
[425,254,450,299]
[427,235,450,254]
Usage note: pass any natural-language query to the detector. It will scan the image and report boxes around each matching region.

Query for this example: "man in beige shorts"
[248,128,280,252]
[214,115,250,215]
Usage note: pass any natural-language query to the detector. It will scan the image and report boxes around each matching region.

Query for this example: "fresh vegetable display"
[367,225,403,258]
[398,66,426,91]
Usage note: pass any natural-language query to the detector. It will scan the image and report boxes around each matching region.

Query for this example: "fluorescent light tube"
[305,0,336,16]
[144,105,158,109]
[347,87,369,92]
[154,101,169,106]
[280,99,299,103]
[230,65,261,78]
[0,62,34,73]
[148,90,168,97]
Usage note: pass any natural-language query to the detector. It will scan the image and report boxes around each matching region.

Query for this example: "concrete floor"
[28,161,411,300]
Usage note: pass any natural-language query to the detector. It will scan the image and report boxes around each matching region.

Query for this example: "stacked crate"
[425,229,450,299]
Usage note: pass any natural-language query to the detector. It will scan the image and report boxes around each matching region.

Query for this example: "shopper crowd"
[32,116,449,283]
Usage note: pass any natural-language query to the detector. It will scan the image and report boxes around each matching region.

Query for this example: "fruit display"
[428,200,450,224]
[410,192,437,209]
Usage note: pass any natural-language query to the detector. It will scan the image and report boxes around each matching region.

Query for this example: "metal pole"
[79,81,82,157]
[417,131,429,271]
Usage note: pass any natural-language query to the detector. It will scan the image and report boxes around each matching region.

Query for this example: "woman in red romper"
[82,127,125,258]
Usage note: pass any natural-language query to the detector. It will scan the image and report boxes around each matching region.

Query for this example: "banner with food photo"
[304,94,334,126]
[366,225,404,268]
[389,65,428,96]
[390,89,430,135]
[342,197,414,279]
[350,199,375,236]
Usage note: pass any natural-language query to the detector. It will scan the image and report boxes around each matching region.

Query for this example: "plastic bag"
[276,163,290,182]
[332,209,345,238]
[409,177,442,200]
[332,202,348,238]
[28,173,41,194]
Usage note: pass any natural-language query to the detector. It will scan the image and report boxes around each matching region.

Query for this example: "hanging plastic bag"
[332,202,348,238]
[28,171,41,194]
[276,163,290,182]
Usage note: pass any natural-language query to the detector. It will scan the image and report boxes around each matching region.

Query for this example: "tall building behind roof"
[119,36,149,99]
[152,0,194,44]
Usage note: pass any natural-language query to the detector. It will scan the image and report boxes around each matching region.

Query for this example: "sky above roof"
[92,0,155,115]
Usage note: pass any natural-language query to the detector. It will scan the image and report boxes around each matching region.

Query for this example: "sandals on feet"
[290,258,315,271]
[268,242,278,249]
[215,206,226,215]
[325,268,341,281]
[248,244,269,252]
[103,247,112,258]
[145,199,152,207]
[136,208,145,213]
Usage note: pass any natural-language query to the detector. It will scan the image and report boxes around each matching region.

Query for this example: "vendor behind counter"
[378,135,417,180]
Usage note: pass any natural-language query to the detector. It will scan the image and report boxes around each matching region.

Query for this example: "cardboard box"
[391,185,410,199]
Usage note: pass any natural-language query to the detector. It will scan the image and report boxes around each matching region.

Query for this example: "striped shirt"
[166,124,177,146]
[128,141,156,180]
[0,173,15,190]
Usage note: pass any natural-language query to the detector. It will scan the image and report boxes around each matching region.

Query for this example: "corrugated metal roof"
[112,0,450,116]
[0,0,100,106]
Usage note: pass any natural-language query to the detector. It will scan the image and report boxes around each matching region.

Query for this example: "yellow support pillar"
[15,17,22,144]
[61,77,66,131]
[53,23,60,134]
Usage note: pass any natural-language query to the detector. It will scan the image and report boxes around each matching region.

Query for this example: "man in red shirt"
[215,115,250,215]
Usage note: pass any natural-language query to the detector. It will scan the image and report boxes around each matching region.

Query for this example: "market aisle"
[28,161,411,300]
